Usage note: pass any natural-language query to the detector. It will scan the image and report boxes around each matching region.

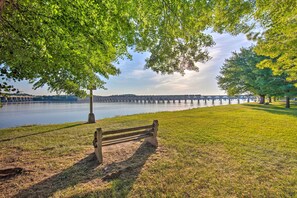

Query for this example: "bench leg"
[94,128,103,164]
[145,136,158,147]
[145,120,158,147]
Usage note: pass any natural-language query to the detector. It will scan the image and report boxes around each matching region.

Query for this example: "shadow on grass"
[15,142,156,198]
[0,123,85,142]
[242,103,297,117]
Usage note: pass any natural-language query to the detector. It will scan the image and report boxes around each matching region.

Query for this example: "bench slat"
[102,133,153,146]
[102,124,153,135]
[103,129,153,141]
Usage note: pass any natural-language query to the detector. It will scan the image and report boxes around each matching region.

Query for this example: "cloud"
[15,32,253,96]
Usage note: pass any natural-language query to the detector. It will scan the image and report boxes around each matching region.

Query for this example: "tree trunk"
[285,96,290,108]
[259,95,265,104]
[268,96,272,103]
[273,96,277,102]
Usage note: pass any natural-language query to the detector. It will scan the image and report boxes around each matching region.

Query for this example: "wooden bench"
[93,120,158,164]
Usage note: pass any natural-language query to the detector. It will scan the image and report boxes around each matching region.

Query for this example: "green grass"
[1,103,297,197]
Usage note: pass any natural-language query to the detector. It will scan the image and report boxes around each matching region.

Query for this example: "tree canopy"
[252,0,297,84]
[0,0,253,96]
[217,47,297,105]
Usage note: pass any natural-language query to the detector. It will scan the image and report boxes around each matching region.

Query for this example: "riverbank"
[1,103,297,197]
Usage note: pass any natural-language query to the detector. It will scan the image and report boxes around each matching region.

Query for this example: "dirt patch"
[0,140,163,198]
[102,166,135,181]
[0,167,26,180]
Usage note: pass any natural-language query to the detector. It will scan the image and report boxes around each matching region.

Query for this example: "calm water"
[0,100,245,129]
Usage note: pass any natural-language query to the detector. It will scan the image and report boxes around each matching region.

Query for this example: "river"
[0,100,245,129]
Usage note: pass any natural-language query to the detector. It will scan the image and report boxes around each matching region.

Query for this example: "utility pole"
[88,88,95,123]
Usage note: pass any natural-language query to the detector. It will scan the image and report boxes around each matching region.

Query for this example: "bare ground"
[0,140,165,198]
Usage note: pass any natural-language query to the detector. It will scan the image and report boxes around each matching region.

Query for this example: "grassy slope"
[1,103,297,197]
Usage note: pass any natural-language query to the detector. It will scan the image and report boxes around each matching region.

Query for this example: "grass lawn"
[1,102,297,197]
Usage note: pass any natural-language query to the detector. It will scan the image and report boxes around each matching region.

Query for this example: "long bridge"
[0,94,34,103]
[1,94,257,104]
[91,94,256,104]
[0,94,77,103]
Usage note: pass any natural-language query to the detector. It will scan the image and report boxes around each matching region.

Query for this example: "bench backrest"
[93,120,158,163]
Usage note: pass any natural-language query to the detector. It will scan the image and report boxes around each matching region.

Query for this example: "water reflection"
[0,100,247,129]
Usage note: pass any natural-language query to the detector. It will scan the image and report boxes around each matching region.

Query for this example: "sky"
[12,32,253,96]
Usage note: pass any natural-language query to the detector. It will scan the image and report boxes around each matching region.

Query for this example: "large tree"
[251,0,297,84]
[0,0,253,96]
[217,47,297,107]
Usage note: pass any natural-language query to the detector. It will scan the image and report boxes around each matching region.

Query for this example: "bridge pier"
[91,95,252,104]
